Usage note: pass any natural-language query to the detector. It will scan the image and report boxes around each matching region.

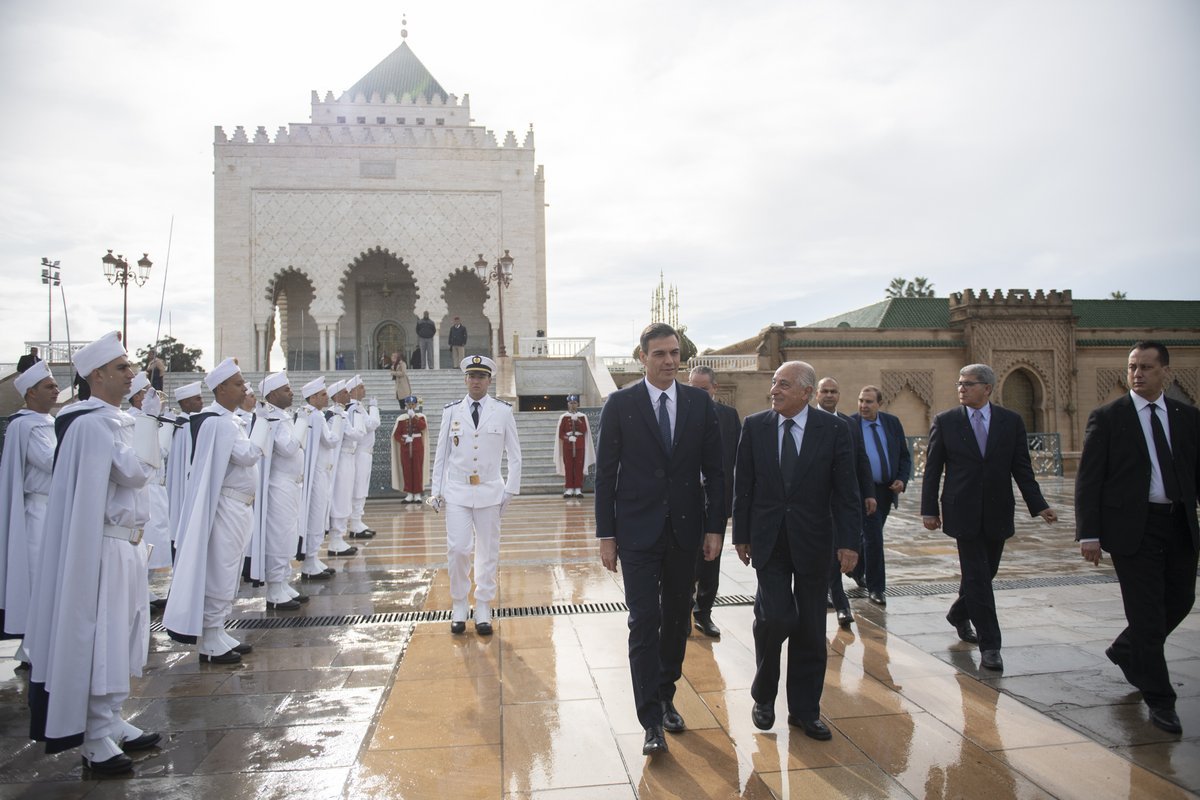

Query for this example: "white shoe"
[563,490,572,498]
[574,489,583,497]
[404,493,414,503]
[413,493,423,502]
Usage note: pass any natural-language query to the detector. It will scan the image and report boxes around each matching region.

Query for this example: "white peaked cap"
[14,360,52,395]
[328,380,347,396]
[347,375,362,390]
[72,331,125,377]
[204,357,241,390]
[460,355,497,375]
[302,376,326,398]
[260,371,289,396]
[125,371,150,401]
[174,381,203,401]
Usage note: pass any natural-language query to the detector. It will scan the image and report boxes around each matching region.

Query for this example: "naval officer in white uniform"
[430,355,522,634]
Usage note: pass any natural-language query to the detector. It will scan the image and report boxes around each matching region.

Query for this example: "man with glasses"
[921,364,1057,671]
[849,385,910,606]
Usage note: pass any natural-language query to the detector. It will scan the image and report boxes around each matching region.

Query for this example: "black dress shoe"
[300,571,332,581]
[327,546,358,557]
[868,590,887,606]
[324,566,337,574]
[642,726,668,755]
[1105,646,1136,686]
[231,642,253,655]
[694,614,721,638]
[267,598,302,610]
[787,715,832,741]
[294,593,310,604]
[199,649,241,664]
[836,608,854,628]
[980,649,1004,671]
[15,661,30,671]
[1149,706,1183,734]
[475,620,494,636]
[82,753,134,775]
[120,732,161,751]
[752,703,775,730]
[947,614,978,643]
[852,575,866,589]
[349,529,377,539]
[450,621,466,634]
[149,598,168,611]
[661,700,685,733]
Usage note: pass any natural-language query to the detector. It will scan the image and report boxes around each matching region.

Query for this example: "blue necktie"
[972,409,988,457]
[871,422,890,484]
[658,393,673,456]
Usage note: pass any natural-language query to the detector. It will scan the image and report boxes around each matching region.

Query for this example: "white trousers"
[85,691,129,753]
[265,479,302,583]
[350,446,373,529]
[204,496,254,630]
[445,503,502,603]
[329,453,357,535]
[305,468,333,554]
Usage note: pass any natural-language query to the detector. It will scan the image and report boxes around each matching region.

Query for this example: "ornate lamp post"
[473,250,514,357]
[40,257,61,349]
[101,250,152,346]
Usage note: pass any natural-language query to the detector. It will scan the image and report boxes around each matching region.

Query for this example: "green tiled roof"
[344,41,448,103]
[805,298,950,329]
[1073,300,1200,329]
[1077,339,1200,347]
[783,339,963,348]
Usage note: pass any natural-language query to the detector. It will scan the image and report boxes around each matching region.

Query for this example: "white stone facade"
[214,52,547,371]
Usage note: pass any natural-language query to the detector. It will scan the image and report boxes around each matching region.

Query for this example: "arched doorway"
[337,248,418,370]
[1001,368,1042,432]
[267,268,318,371]
[373,321,406,368]
[440,266,492,363]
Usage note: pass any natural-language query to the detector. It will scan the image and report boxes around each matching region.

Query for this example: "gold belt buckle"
[130,528,144,546]
[469,475,481,485]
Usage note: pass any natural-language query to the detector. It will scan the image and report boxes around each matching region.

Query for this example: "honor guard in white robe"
[164,358,269,664]
[431,356,522,635]
[0,362,57,663]
[347,375,381,539]
[250,371,310,609]
[296,377,343,580]
[166,381,205,557]
[26,332,162,773]
[327,380,363,556]
[126,373,173,581]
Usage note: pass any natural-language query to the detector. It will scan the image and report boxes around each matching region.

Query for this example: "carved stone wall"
[1095,367,1126,405]
[881,370,933,411]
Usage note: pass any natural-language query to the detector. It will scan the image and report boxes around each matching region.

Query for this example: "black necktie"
[658,393,673,456]
[781,419,797,486]
[871,422,890,484]
[1148,403,1181,502]
[471,401,480,428]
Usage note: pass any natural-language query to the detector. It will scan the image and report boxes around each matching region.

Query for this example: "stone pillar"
[319,324,329,371]
[255,324,268,371]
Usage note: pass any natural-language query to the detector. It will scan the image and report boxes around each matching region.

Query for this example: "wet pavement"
[1,477,1197,798]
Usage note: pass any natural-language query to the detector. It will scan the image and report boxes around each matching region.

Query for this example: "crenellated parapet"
[214,121,531,150]
[949,289,1074,326]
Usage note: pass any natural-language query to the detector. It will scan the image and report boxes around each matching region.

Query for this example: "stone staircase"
[156,369,582,496]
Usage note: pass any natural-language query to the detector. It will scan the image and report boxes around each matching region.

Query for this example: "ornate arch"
[264,266,315,305]
[1096,367,1126,405]
[881,369,933,411]
[992,354,1054,403]
[337,246,416,304]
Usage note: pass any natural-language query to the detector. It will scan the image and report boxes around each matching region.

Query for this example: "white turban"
[125,371,151,401]
[260,371,289,396]
[204,357,241,391]
[174,381,202,401]
[72,331,125,377]
[301,376,326,399]
[14,361,52,395]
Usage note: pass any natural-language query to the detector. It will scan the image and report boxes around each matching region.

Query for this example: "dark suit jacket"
[16,354,41,373]
[835,410,874,507]
[921,403,1048,540]
[1075,394,1200,555]
[594,380,725,549]
[851,411,911,508]
[731,406,860,575]
[713,401,741,518]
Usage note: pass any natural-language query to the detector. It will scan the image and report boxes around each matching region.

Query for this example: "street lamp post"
[473,250,515,357]
[101,250,153,347]
[40,258,61,351]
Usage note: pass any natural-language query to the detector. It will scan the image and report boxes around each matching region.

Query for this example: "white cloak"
[0,409,54,637]
[552,411,597,476]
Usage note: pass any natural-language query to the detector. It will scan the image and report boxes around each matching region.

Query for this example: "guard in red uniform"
[554,395,595,497]
[390,395,428,503]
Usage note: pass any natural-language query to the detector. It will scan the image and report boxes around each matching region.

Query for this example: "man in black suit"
[1076,341,1199,735]
[687,364,741,638]
[816,377,875,628]
[921,363,1057,671]
[733,361,860,740]
[849,385,911,605]
[16,346,41,373]
[595,323,725,756]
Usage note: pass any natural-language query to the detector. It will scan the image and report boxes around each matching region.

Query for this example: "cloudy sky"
[2,0,1197,369]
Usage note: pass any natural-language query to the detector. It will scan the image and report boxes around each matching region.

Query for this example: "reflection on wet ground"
[1,478,1197,798]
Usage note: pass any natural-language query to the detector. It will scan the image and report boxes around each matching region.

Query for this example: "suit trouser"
[850,485,892,592]
[618,520,696,729]
[1109,506,1197,709]
[693,544,722,617]
[418,337,433,369]
[948,534,1006,651]
[828,549,849,612]
[752,530,827,720]
[446,503,502,604]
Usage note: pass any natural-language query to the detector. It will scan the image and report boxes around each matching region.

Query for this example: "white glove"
[369,405,380,424]
[142,390,162,418]
[403,435,413,444]
[369,397,378,408]
[133,414,162,468]
[499,492,514,515]
[427,495,444,513]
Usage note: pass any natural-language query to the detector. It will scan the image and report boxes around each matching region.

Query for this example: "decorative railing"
[601,357,642,373]
[907,433,1063,478]
[23,340,92,365]
[518,337,595,362]
[687,355,759,372]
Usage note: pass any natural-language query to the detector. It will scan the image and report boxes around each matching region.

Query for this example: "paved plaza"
[1,478,1197,799]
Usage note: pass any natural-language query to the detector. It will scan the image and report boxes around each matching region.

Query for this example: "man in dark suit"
[816,377,875,628]
[849,385,911,605]
[1076,342,1198,735]
[16,346,41,373]
[686,364,741,638]
[733,361,860,740]
[595,323,725,756]
[921,363,1057,672]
